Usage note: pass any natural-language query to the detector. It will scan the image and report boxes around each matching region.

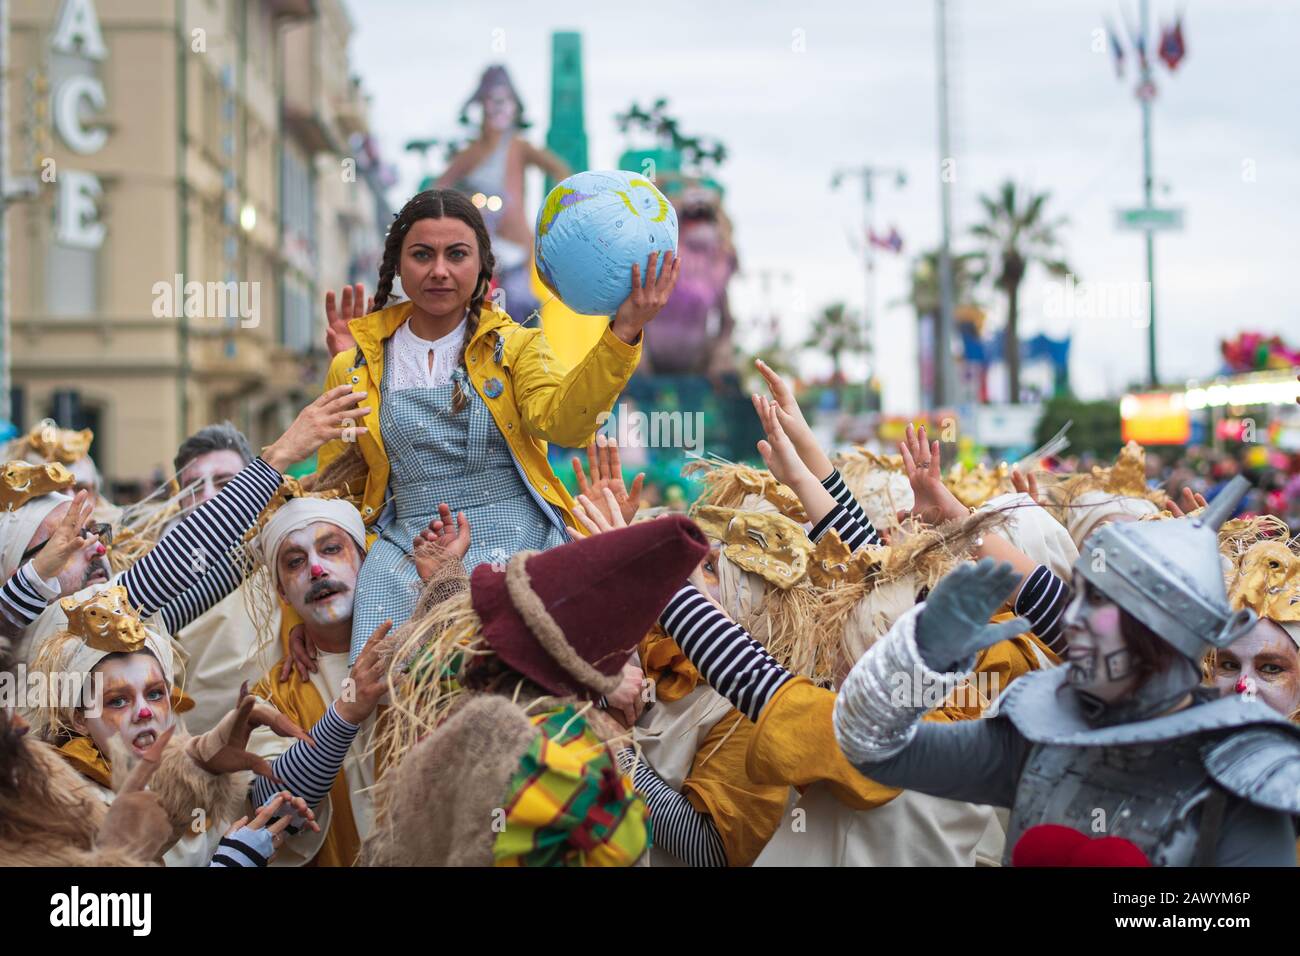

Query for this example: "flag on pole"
[868,226,904,254]
[1159,15,1186,71]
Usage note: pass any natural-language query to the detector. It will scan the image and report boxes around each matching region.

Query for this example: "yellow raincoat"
[317,300,642,531]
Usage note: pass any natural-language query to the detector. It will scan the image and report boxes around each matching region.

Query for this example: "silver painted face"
[1061,576,1139,704]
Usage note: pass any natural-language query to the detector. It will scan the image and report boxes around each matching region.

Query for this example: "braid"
[370,188,500,414]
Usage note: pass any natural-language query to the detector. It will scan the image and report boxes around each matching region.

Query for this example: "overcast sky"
[345,0,1299,412]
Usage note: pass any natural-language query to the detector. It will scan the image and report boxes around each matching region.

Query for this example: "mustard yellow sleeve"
[744,677,907,812]
[511,324,641,447]
[680,710,789,867]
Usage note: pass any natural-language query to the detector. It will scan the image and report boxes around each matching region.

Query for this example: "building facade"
[3,0,388,495]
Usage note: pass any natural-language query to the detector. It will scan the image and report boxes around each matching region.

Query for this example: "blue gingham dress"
[349,339,568,662]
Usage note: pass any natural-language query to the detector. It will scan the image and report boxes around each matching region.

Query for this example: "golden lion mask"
[0,460,75,511]
[59,585,148,653]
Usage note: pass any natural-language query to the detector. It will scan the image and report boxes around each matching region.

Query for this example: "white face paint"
[179,449,246,509]
[77,652,173,758]
[275,523,363,629]
[1061,576,1139,704]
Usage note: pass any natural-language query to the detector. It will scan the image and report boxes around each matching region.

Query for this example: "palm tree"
[969,182,1072,403]
[904,248,981,318]
[803,302,865,398]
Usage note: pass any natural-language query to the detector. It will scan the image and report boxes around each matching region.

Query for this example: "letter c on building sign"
[54,75,108,155]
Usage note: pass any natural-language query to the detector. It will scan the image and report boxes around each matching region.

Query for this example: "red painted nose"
[138,706,153,719]
[310,563,325,577]
[1235,676,1250,694]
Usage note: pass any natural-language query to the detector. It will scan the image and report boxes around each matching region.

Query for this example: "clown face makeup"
[75,651,173,758]
[179,449,246,509]
[1062,575,1140,704]
[275,523,363,630]
[1212,618,1300,718]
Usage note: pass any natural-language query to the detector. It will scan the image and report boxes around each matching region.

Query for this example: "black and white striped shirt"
[1,457,282,635]
[808,468,883,552]
[0,561,60,631]
[1013,565,1070,655]
[624,755,728,867]
[119,457,282,634]
[250,703,360,818]
[659,585,794,723]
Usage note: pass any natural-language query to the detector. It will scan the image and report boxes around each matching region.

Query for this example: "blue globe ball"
[534,170,679,316]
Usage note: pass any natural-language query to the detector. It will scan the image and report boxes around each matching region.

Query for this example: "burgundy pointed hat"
[470,515,709,697]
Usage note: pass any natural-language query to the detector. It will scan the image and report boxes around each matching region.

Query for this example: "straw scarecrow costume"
[650,462,1058,866]
[1044,441,1166,550]
[363,515,708,867]
[27,588,262,866]
[10,420,119,527]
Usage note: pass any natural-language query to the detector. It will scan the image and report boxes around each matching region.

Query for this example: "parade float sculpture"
[434,64,571,324]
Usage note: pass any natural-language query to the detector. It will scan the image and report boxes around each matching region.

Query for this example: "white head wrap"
[980,491,1080,582]
[1064,488,1160,550]
[844,469,914,531]
[253,497,366,591]
[0,492,73,580]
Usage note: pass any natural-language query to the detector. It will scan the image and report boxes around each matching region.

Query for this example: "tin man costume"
[834,476,1300,866]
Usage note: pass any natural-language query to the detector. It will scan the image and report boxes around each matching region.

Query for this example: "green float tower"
[545,32,588,192]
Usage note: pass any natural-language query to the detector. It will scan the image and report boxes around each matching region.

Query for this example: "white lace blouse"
[388,315,468,390]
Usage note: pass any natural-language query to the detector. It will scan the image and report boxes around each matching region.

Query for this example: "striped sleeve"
[0,561,60,630]
[658,585,793,723]
[808,469,882,550]
[250,703,359,814]
[208,828,273,868]
[121,457,282,627]
[631,760,727,867]
[1014,565,1070,655]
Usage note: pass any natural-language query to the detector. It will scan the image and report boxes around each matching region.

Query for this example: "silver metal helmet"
[1073,474,1257,662]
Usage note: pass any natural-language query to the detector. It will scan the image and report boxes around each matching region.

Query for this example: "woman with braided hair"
[318,189,678,663]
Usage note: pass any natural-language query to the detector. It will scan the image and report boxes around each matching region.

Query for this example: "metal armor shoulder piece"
[1203,726,1300,815]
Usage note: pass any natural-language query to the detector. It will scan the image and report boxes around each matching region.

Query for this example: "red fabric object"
[1013,824,1152,867]
[470,515,709,696]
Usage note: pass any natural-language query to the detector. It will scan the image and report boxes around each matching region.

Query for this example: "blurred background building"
[2,0,391,495]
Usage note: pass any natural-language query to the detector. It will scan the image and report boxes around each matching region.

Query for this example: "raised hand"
[754,393,814,491]
[914,559,1029,672]
[335,620,392,725]
[263,384,371,472]
[188,689,314,783]
[754,359,833,479]
[570,488,628,538]
[1165,486,1208,518]
[571,434,644,525]
[1009,468,1042,506]
[413,504,471,582]
[611,250,680,344]
[31,490,97,580]
[324,284,371,357]
[900,423,967,526]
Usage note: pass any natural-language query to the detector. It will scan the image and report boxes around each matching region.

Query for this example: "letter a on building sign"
[52,0,107,61]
